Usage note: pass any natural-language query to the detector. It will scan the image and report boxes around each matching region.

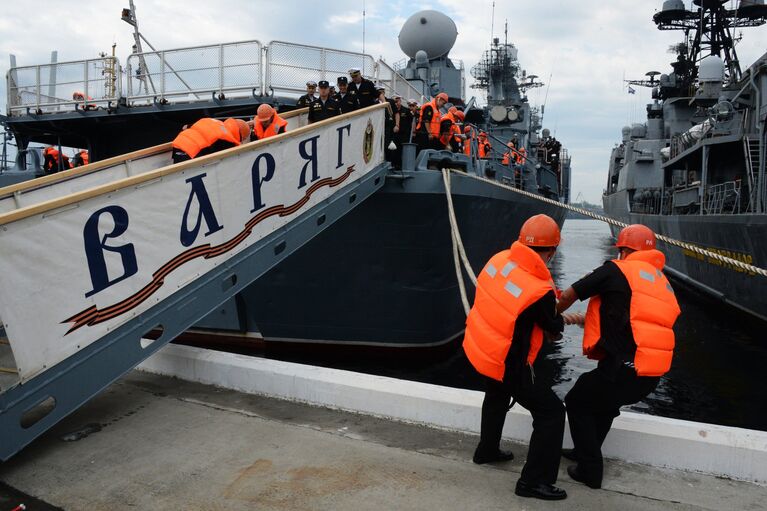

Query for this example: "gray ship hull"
[196,169,567,346]
[604,192,767,322]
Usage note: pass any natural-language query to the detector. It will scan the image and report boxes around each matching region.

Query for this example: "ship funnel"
[398,10,458,60]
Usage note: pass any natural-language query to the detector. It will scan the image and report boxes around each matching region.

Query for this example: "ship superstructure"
[603,0,767,320]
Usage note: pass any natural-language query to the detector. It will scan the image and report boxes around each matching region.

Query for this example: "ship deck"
[0,361,764,510]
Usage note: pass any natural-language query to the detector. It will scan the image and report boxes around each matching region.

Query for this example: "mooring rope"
[449,169,767,278]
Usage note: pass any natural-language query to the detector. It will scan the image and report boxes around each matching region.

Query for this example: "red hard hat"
[454,110,465,121]
[256,104,275,121]
[518,214,561,247]
[615,224,656,251]
[463,126,472,133]
[436,92,449,102]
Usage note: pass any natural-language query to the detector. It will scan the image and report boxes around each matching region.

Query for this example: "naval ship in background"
[1,7,571,350]
[604,0,767,322]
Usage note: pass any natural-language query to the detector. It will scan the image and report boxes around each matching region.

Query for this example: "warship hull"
[196,170,567,346]
[604,192,767,322]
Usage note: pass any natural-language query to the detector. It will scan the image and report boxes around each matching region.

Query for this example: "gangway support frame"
[0,161,388,461]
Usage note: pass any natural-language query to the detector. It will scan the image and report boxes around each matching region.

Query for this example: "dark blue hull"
[197,170,567,346]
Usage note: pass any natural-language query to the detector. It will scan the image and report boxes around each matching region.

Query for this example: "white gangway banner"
[0,106,385,382]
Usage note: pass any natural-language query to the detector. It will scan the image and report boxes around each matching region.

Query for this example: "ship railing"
[703,180,741,215]
[125,40,263,105]
[6,57,122,115]
[265,41,375,98]
[372,59,427,103]
[264,41,425,103]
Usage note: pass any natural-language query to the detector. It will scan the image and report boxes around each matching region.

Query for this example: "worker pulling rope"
[447,168,767,278]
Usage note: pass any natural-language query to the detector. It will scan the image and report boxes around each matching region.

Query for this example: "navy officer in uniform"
[308,80,341,123]
[296,80,317,108]
[347,68,376,108]
[333,76,358,113]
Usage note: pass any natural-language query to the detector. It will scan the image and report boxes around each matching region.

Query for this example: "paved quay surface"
[1,371,766,511]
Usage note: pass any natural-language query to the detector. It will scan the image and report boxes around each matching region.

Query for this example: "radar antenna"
[653,0,767,83]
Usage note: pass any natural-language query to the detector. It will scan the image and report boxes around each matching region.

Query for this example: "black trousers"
[564,365,659,484]
[477,365,565,485]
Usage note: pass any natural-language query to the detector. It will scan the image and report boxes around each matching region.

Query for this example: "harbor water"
[260,219,767,432]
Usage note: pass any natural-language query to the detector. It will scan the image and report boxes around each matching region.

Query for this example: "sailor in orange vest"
[462,125,475,156]
[252,104,288,141]
[42,146,71,173]
[415,92,448,152]
[464,214,568,501]
[438,106,459,151]
[72,149,89,167]
[516,145,527,165]
[501,140,515,165]
[477,131,492,158]
[556,224,681,490]
[171,117,247,163]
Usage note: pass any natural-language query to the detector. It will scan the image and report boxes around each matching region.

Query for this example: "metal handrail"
[126,40,263,104]
[7,57,122,115]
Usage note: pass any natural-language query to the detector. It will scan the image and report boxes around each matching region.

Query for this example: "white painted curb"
[137,343,767,484]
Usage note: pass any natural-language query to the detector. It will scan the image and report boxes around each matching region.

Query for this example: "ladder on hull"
[0,105,389,460]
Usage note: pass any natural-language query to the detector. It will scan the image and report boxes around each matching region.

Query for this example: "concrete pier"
[0,346,765,510]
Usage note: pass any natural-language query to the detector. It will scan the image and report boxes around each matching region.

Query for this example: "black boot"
[515,479,567,500]
[567,464,602,489]
[472,446,515,464]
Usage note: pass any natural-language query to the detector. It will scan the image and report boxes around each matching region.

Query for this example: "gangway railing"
[0,109,308,213]
[0,104,389,460]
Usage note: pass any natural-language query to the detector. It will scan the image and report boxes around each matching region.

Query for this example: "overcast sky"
[1,0,766,203]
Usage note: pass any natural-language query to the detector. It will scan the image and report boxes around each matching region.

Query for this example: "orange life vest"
[516,146,527,165]
[172,118,241,158]
[253,113,288,140]
[438,111,457,147]
[582,249,681,376]
[502,143,515,165]
[463,128,475,156]
[463,241,557,381]
[478,139,491,159]
[75,150,89,166]
[416,98,442,138]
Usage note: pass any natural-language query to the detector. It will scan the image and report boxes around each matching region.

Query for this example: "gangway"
[0,104,390,460]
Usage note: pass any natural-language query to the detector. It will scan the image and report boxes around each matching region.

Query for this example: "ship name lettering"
[180,173,224,247]
[83,205,138,298]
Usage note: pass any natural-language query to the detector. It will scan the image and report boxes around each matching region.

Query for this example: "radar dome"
[398,10,458,60]
[699,56,724,83]
[662,0,685,11]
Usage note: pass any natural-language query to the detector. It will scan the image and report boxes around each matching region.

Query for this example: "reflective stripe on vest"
[253,114,288,140]
[582,249,681,376]
[172,118,241,158]
[463,241,555,381]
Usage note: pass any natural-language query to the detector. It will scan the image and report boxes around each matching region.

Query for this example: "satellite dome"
[699,56,724,83]
[398,10,458,60]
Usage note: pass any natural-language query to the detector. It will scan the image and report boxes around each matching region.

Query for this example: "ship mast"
[653,0,767,84]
